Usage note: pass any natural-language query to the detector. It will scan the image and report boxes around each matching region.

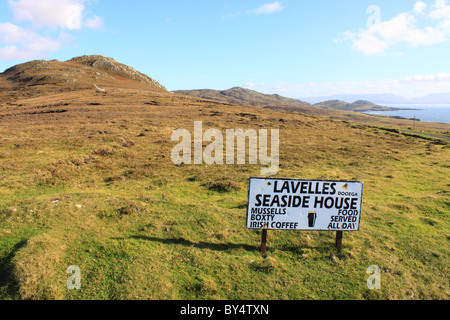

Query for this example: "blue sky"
[1,0,450,99]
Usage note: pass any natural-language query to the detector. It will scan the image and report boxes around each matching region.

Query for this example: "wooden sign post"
[246,178,363,253]
[260,229,268,254]
[335,231,343,251]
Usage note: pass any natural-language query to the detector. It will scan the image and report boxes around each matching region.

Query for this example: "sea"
[364,104,450,125]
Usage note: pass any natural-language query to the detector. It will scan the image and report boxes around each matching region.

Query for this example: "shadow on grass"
[126,235,258,252]
[0,239,28,299]
[122,234,343,256]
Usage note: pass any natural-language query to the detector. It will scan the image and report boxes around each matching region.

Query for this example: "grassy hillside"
[175,89,450,135]
[313,100,398,112]
[174,87,312,110]
[0,56,449,300]
[0,84,448,300]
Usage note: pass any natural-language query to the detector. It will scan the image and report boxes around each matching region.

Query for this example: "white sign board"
[247,178,363,231]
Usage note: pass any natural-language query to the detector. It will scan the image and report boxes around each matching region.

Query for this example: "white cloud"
[1,0,102,60]
[340,0,450,55]
[9,0,85,30]
[414,1,427,14]
[343,29,390,55]
[25,35,60,53]
[248,2,284,15]
[0,45,35,60]
[223,2,284,20]
[0,22,60,59]
[0,21,32,44]
[84,15,103,30]
[245,73,450,99]
[429,0,450,19]
[402,73,450,82]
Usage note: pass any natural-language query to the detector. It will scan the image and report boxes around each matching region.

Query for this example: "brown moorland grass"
[0,57,449,300]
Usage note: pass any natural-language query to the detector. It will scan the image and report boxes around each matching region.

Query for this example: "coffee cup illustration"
[308,211,317,228]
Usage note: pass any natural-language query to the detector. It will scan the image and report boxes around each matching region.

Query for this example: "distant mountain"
[302,94,410,105]
[302,93,450,105]
[313,100,398,112]
[174,87,311,110]
[410,93,450,104]
[174,88,398,113]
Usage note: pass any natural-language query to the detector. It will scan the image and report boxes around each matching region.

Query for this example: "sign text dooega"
[247,178,363,231]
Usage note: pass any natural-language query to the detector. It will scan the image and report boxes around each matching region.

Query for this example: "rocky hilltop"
[69,55,166,90]
[0,55,166,103]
